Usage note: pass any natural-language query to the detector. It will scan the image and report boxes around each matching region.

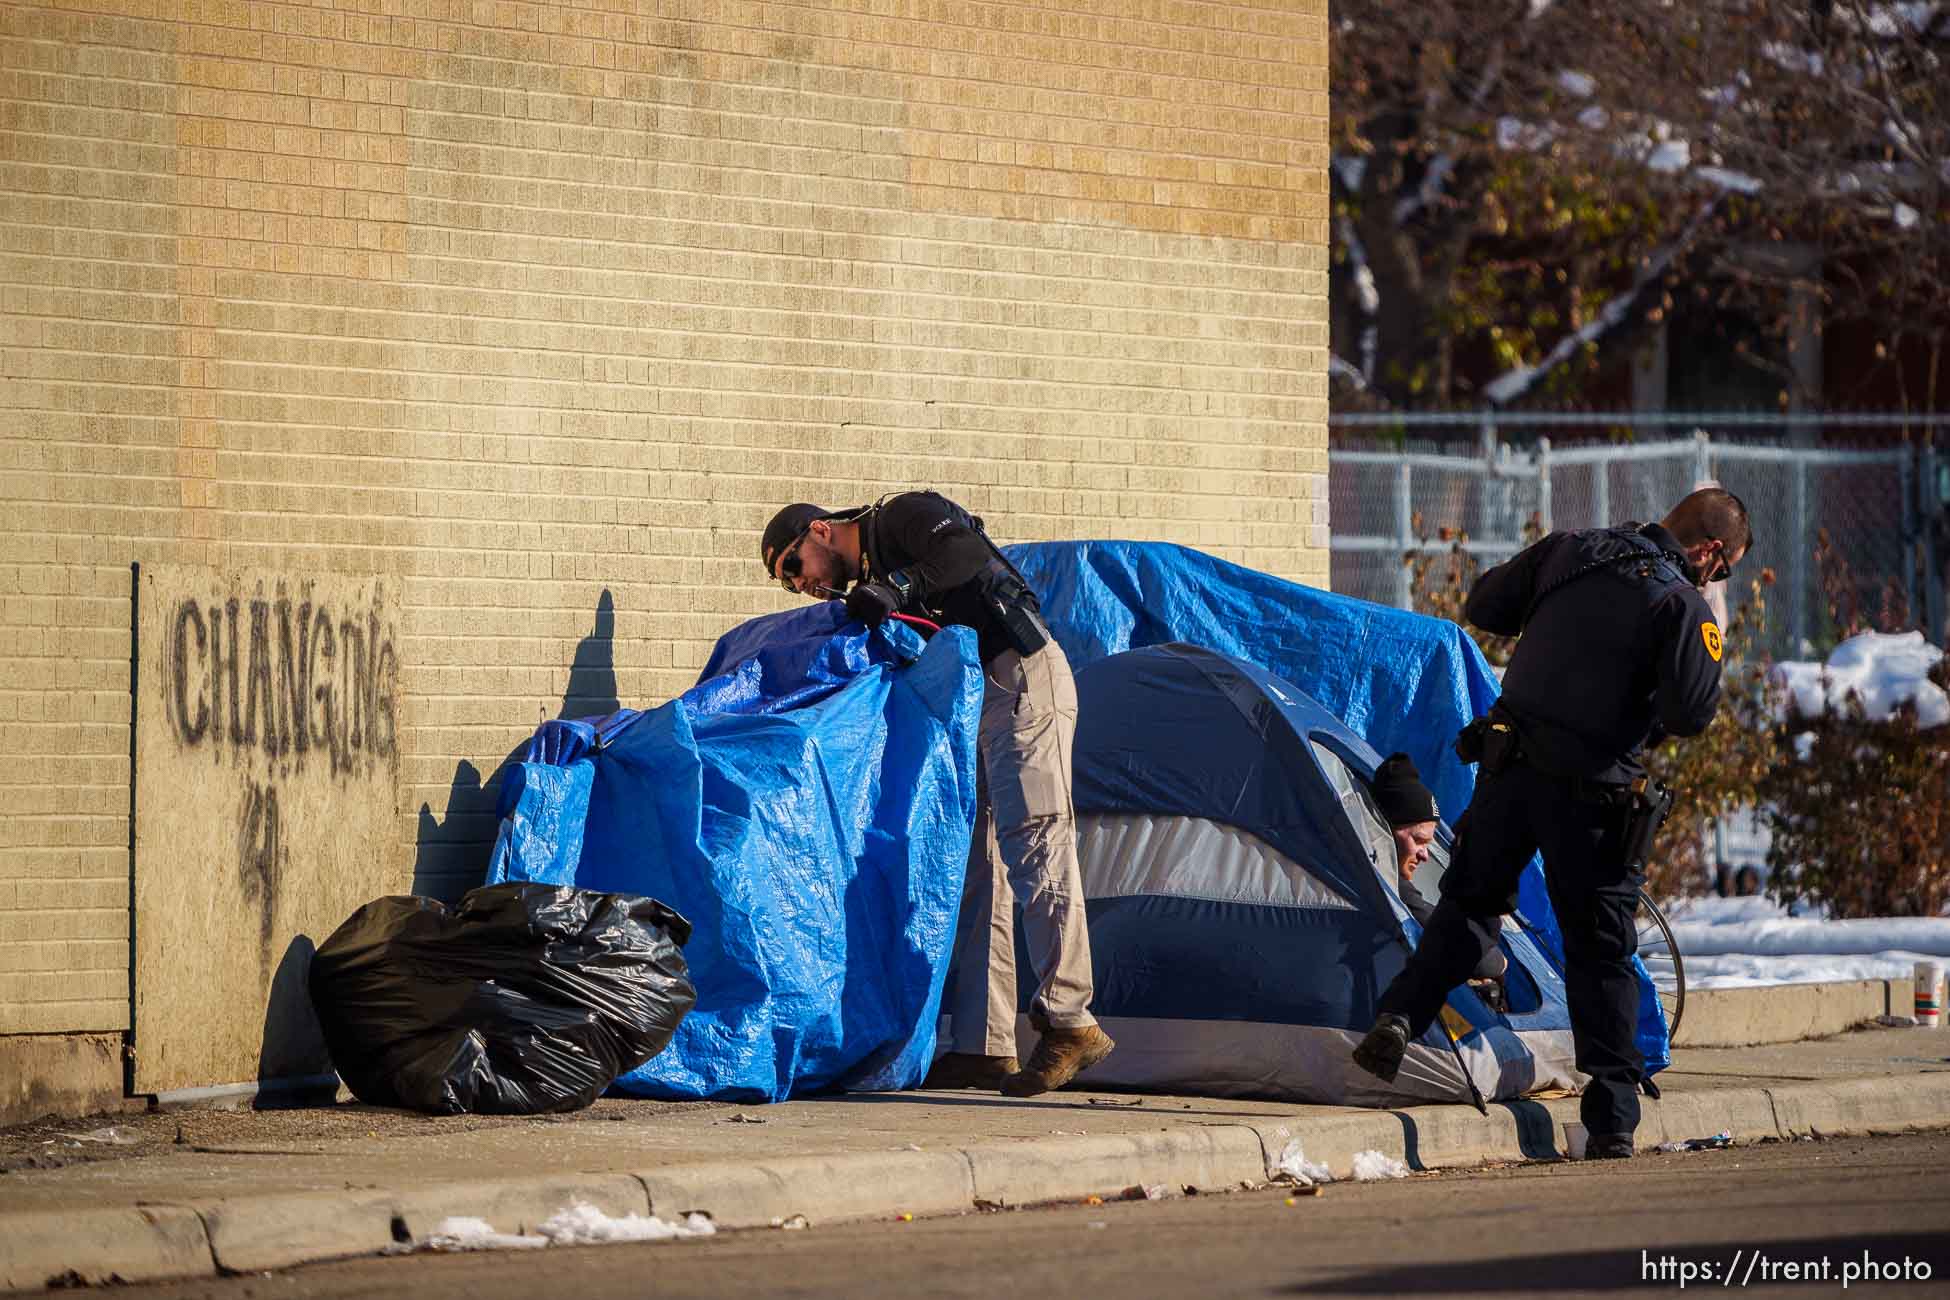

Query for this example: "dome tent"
[1024,641,1580,1105]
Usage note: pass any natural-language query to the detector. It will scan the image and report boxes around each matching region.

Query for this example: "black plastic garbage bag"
[309,882,695,1115]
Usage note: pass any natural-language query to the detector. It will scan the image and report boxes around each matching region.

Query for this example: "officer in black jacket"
[1351,488,1749,1159]
[761,491,1115,1097]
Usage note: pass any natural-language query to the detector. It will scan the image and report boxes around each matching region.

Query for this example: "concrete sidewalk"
[3,1023,1948,1292]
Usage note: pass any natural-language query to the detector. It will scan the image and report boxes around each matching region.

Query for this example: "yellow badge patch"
[1701,622,1723,662]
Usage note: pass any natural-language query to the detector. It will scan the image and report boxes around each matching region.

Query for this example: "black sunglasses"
[775,528,812,592]
[1703,537,1738,585]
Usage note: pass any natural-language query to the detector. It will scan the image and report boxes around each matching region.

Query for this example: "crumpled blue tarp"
[488,615,984,1102]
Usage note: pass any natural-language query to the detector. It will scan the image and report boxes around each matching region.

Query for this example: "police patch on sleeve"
[1701,621,1723,662]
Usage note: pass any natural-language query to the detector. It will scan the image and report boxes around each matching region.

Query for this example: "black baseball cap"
[761,503,832,574]
[1372,753,1439,826]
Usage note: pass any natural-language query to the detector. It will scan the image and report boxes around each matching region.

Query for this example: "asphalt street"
[102,1130,1950,1300]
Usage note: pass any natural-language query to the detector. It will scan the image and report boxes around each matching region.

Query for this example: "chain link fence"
[1330,412,1949,660]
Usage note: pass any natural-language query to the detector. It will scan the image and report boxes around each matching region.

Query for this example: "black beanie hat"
[1372,752,1439,826]
[761,503,832,574]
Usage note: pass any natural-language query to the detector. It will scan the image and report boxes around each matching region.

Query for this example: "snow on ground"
[416,1203,716,1253]
[1770,630,1947,728]
[1665,895,1950,989]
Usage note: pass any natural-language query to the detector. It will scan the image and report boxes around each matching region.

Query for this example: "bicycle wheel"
[1634,891,1685,1042]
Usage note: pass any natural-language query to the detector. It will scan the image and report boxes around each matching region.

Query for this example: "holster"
[1619,776,1676,876]
[983,568,1050,658]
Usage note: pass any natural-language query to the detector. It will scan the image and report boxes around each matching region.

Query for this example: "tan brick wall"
[0,0,1329,1036]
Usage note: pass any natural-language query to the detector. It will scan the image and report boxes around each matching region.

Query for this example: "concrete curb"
[961,1125,1267,1207]
[1676,980,1912,1048]
[0,1206,210,1290]
[200,1173,653,1274]
[6,1073,1949,1293]
[639,1148,976,1229]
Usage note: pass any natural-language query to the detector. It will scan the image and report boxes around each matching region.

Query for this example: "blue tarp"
[490,539,1668,1099]
[488,616,985,1102]
[1007,541,1500,827]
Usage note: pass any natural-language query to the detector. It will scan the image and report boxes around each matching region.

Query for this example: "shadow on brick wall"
[257,934,335,1100]
[410,589,621,900]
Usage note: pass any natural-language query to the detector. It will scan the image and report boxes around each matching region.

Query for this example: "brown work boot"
[921,1053,1021,1091]
[999,1023,1115,1097]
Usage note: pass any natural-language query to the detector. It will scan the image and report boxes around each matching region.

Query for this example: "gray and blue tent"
[1044,640,1578,1105]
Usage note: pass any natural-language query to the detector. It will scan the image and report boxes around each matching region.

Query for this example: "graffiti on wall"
[165,591,398,776]
[152,575,400,962]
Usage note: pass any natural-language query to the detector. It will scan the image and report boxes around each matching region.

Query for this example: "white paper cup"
[1917,961,1944,1028]
[1563,1122,1588,1160]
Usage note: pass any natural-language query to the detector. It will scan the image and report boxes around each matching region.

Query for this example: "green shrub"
[1756,538,1950,919]
[1759,693,1950,919]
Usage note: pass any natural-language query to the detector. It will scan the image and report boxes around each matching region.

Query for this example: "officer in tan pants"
[761,493,1113,1096]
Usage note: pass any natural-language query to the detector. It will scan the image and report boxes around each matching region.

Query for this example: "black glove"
[844,581,900,627]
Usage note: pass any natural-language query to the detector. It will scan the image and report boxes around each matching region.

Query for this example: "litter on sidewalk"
[1272,1139,1334,1186]
[1656,1130,1735,1152]
[1351,1150,1412,1180]
[411,1202,716,1253]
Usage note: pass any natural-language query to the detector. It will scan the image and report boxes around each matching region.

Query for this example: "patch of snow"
[1666,895,1819,925]
[1353,264,1380,314]
[1497,118,1558,152]
[1577,106,1610,131]
[417,1203,716,1254]
[1528,0,1554,17]
[1683,952,1945,989]
[1701,75,1750,110]
[1273,1140,1334,1186]
[1352,1150,1411,1181]
[1484,266,1648,404]
[539,1203,717,1244]
[1762,42,1824,76]
[1895,202,1921,228]
[423,1218,549,1252]
[1328,355,1369,389]
[1770,631,1948,728]
[1556,70,1597,98]
[1866,3,1940,37]
[1646,139,1691,173]
[1671,916,1950,959]
[1662,895,1950,990]
[1694,166,1763,194]
[1484,365,1539,406]
[1394,154,1456,225]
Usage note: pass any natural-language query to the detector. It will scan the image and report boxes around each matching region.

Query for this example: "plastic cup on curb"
[1916,961,1944,1028]
[1563,1122,1588,1160]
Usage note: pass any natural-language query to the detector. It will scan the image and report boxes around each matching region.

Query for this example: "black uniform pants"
[1376,763,1647,1137]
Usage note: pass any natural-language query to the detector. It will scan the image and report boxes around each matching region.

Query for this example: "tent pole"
[1391,914,1493,1115]
[1438,1014,1491,1115]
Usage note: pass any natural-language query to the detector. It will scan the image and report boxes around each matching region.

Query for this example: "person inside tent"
[1369,754,1508,996]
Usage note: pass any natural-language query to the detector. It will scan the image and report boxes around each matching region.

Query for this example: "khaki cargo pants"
[946,640,1098,1054]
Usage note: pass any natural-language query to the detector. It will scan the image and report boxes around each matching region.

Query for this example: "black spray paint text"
[168,589,397,776]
